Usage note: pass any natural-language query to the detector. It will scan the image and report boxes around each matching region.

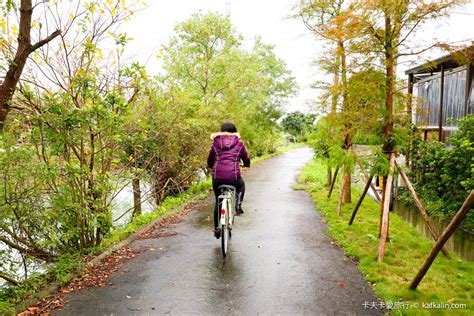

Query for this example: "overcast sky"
[123,0,474,114]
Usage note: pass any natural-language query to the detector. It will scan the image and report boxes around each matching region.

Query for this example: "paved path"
[55,147,382,315]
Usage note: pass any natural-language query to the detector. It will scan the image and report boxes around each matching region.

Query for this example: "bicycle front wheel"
[221,223,229,257]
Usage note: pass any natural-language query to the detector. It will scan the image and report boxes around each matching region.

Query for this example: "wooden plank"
[377,153,395,262]
[348,175,373,225]
[410,191,474,290]
[395,161,449,257]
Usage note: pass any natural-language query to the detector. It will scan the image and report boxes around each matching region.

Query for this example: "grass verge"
[297,158,474,316]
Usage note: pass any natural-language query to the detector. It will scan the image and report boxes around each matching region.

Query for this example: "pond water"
[0,180,158,287]
[393,200,474,262]
[111,180,157,227]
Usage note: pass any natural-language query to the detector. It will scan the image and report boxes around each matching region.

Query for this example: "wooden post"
[407,73,414,167]
[377,153,395,262]
[379,175,387,237]
[395,161,449,257]
[438,64,445,142]
[407,73,414,122]
[358,163,382,205]
[464,64,472,116]
[370,181,382,205]
[348,175,373,225]
[328,167,339,198]
[409,191,474,290]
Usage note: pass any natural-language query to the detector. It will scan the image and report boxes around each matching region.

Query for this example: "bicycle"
[217,184,238,257]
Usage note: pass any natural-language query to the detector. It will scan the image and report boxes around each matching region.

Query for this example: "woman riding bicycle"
[207,122,251,239]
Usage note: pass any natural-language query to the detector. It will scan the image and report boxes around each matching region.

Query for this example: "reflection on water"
[393,200,474,262]
[111,180,157,226]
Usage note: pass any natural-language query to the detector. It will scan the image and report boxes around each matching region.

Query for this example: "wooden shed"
[406,46,474,141]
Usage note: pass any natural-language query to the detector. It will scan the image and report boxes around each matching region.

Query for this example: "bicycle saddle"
[218,185,236,192]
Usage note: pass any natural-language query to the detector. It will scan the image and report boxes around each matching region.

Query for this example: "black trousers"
[212,177,245,229]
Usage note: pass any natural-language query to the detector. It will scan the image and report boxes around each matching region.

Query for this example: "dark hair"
[220,121,237,133]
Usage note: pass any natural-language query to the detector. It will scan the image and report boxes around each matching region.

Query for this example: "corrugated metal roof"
[405,45,474,75]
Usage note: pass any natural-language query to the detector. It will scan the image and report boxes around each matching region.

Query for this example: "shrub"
[407,114,474,230]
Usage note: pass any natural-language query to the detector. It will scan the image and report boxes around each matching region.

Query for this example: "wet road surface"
[55,147,382,315]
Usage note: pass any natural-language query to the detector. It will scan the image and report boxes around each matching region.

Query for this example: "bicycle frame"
[218,187,235,227]
[217,185,237,257]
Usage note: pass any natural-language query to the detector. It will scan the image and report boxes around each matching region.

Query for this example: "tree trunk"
[337,176,345,216]
[383,14,395,154]
[342,169,351,203]
[132,177,142,217]
[0,0,60,130]
[377,153,395,262]
[342,134,352,204]
[326,167,332,187]
[338,40,351,204]
[0,273,19,286]
[338,40,348,109]
[377,11,396,244]
[331,54,340,113]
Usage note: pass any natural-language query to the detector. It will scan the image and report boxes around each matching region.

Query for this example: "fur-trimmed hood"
[210,132,240,140]
[210,132,241,151]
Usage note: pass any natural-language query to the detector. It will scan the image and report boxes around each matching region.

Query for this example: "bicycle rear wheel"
[221,223,228,257]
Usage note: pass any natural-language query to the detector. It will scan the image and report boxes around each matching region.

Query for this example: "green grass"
[298,159,474,315]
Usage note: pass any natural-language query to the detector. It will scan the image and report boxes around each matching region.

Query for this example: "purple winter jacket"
[207,132,251,181]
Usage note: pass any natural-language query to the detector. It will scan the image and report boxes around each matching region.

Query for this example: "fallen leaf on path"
[339,282,348,287]
[20,246,144,316]
[19,198,207,315]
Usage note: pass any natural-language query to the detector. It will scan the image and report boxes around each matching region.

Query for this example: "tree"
[0,0,62,130]
[235,39,297,154]
[281,111,316,139]
[0,1,139,275]
[143,12,297,201]
[352,0,465,261]
[0,10,297,292]
[355,0,462,154]
[297,0,363,203]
